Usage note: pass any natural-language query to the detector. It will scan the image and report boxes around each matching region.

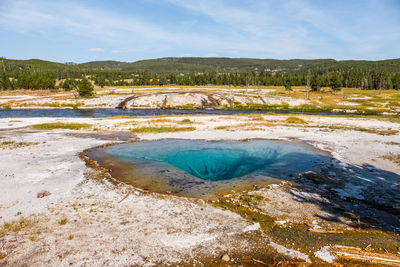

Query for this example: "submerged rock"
[303,171,324,184]
[314,246,335,263]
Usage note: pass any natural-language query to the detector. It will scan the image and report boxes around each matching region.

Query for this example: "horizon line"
[2,56,400,65]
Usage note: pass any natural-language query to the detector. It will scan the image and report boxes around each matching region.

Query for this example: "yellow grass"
[31,123,91,130]
[131,126,196,133]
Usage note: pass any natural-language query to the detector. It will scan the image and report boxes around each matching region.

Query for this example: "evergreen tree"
[60,79,76,91]
[284,77,292,91]
[329,72,343,91]
[392,74,400,90]
[310,74,321,91]
[77,78,94,97]
[0,70,11,90]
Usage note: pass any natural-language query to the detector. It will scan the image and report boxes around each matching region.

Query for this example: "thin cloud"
[0,0,176,42]
[89,48,105,53]
[0,0,398,61]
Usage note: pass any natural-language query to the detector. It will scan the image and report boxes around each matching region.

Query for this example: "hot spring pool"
[87,139,330,198]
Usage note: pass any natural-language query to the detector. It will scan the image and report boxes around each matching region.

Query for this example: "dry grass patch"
[340,126,398,136]
[285,116,307,124]
[104,115,137,119]
[146,118,174,123]
[131,126,195,133]
[116,120,136,127]
[31,122,91,130]
[0,104,11,109]
[0,217,39,238]
[215,123,269,131]
[248,114,264,121]
[386,141,400,146]
[215,125,231,130]
[309,125,398,136]
[0,141,40,149]
[178,118,194,124]
[374,129,399,136]
[18,102,82,109]
[382,154,400,165]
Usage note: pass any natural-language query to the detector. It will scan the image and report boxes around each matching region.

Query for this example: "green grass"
[230,103,290,111]
[131,126,196,133]
[1,104,11,109]
[48,103,82,109]
[285,116,307,124]
[58,218,67,225]
[173,104,196,109]
[226,100,392,115]
[31,123,91,130]
[178,118,194,124]
[242,193,265,204]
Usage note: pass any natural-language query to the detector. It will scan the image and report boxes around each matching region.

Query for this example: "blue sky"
[0,0,399,63]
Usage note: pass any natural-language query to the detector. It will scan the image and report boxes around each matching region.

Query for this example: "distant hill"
[79,57,338,73]
[4,58,64,69]
[1,57,400,74]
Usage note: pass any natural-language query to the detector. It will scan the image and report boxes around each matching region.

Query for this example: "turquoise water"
[117,144,285,181]
[90,139,328,184]
[159,147,280,181]
[88,139,329,197]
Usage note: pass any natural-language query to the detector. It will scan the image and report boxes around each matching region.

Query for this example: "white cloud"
[166,0,312,57]
[0,0,398,60]
[0,0,176,43]
[89,48,105,53]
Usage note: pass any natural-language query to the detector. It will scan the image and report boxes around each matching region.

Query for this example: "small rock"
[37,190,51,198]
[220,254,230,261]
[303,171,324,184]
[328,171,336,177]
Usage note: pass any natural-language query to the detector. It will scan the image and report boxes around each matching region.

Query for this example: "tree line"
[1,59,399,91]
[86,70,400,91]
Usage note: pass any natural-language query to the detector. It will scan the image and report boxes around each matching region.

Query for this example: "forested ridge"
[0,57,399,90]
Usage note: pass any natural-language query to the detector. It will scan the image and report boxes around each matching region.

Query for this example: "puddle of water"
[87,139,330,198]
